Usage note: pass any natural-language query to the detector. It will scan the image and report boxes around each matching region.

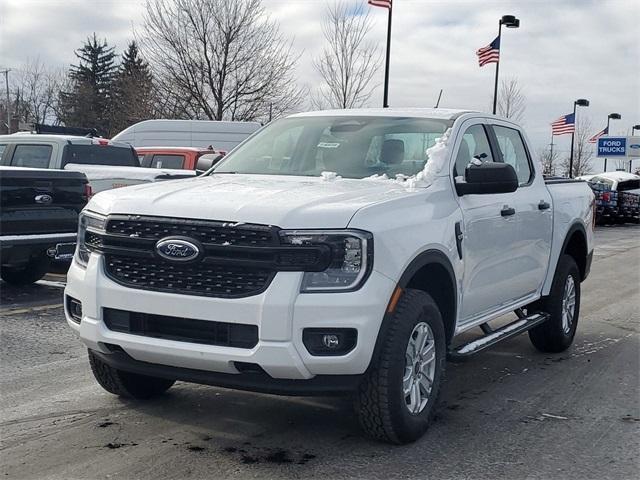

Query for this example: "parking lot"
[1,225,638,480]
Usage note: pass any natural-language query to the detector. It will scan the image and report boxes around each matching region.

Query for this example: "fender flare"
[558,221,589,280]
[367,249,458,371]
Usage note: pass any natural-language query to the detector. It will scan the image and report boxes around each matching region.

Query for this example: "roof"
[135,146,215,153]
[0,133,130,148]
[0,133,95,143]
[289,108,478,120]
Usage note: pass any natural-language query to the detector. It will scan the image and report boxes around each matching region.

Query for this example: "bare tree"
[140,0,305,122]
[539,146,559,176]
[312,1,381,109]
[11,58,63,126]
[495,77,526,122]
[561,118,594,177]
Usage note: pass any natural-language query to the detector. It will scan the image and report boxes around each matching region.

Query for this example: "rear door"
[490,122,552,300]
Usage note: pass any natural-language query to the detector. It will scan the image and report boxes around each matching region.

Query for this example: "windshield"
[62,145,139,167]
[211,116,452,179]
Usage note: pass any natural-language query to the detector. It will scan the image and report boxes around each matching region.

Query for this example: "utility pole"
[1,69,10,134]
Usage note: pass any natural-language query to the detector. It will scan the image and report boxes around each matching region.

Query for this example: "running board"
[448,312,549,361]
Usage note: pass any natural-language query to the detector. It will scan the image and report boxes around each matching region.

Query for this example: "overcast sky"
[1,0,638,168]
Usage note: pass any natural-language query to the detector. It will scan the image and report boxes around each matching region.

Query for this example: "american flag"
[588,126,608,143]
[551,113,575,135]
[368,0,392,9]
[476,37,500,67]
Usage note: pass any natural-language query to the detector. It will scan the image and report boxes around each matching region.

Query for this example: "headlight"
[280,230,373,292]
[75,211,106,267]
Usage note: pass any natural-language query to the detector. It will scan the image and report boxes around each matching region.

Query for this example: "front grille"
[106,216,277,247]
[105,255,274,298]
[103,308,258,348]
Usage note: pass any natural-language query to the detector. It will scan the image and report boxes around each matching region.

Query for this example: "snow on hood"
[88,173,417,229]
[64,163,195,181]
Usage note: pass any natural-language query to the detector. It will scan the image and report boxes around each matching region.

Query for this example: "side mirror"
[455,162,518,196]
[195,153,224,174]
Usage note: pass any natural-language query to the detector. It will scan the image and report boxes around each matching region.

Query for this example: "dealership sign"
[597,137,626,157]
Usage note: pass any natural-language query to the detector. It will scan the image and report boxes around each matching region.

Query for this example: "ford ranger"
[65,109,594,444]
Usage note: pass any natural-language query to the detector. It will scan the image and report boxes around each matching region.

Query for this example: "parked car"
[136,146,225,172]
[0,166,89,285]
[0,134,195,193]
[589,181,618,225]
[65,109,594,444]
[112,119,261,152]
[582,172,640,224]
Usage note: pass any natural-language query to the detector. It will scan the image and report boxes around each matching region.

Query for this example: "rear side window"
[150,154,185,169]
[0,144,6,159]
[493,126,533,185]
[62,145,139,167]
[454,125,494,177]
[11,144,52,168]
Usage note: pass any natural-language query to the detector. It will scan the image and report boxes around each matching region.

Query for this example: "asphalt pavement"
[1,225,638,480]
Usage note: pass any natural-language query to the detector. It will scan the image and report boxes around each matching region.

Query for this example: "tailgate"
[0,168,88,236]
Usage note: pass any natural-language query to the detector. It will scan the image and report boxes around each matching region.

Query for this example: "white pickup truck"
[65,109,594,444]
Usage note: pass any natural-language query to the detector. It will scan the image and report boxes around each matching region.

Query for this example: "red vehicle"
[136,147,225,172]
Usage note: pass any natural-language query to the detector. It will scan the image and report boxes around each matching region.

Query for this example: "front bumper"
[65,253,395,382]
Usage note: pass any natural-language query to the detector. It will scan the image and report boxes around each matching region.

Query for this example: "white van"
[111,120,261,152]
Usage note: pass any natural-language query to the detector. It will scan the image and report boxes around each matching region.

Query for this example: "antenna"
[434,89,443,108]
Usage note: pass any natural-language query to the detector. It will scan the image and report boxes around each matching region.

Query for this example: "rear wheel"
[0,253,50,286]
[88,350,175,399]
[528,254,580,353]
[355,289,446,444]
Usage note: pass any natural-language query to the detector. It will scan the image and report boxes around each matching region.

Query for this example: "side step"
[448,312,549,361]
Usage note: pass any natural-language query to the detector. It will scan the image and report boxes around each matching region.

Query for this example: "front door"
[454,122,524,322]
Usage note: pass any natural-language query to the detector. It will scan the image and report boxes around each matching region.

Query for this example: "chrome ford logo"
[156,238,200,262]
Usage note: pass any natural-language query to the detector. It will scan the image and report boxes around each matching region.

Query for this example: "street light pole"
[1,69,10,134]
[492,15,520,115]
[604,113,621,172]
[382,4,393,108]
[568,98,589,178]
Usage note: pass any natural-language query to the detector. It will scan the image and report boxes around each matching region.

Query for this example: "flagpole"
[568,102,577,178]
[492,20,502,115]
[382,3,392,108]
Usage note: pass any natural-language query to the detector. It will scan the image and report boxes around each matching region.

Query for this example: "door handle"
[538,200,551,210]
[501,206,516,217]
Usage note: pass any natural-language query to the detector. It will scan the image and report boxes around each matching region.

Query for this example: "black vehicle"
[0,167,89,285]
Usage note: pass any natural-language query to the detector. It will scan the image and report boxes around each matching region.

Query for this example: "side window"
[454,125,494,177]
[0,144,7,160]
[11,144,52,168]
[493,126,532,185]
[150,154,185,169]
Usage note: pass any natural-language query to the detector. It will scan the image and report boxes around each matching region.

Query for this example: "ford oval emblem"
[35,194,53,204]
[156,238,200,262]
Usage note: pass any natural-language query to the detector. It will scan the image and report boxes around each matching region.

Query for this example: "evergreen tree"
[111,41,154,133]
[58,34,117,135]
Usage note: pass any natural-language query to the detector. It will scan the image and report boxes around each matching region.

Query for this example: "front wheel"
[528,254,581,353]
[355,289,446,444]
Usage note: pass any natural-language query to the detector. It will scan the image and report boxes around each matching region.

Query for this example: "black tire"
[88,350,175,399]
[0,253,50,286]
[355,289,446,444]
[528,254,581,353]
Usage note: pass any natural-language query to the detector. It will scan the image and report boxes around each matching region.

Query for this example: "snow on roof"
[592,171,639,182]
[289,108,476,120]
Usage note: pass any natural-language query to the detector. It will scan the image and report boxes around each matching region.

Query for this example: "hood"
[88,174,417,228]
